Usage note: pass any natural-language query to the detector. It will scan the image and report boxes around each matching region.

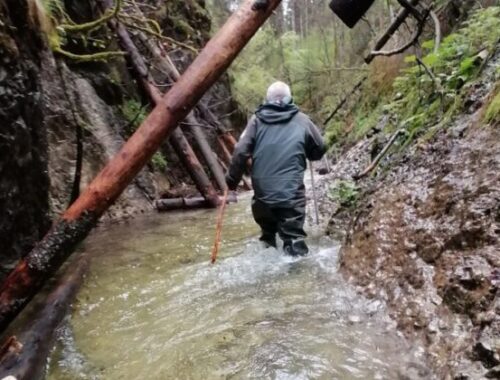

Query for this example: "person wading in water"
[226,82,326,256]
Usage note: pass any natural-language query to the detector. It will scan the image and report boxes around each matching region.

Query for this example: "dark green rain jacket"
[226,102,326,208]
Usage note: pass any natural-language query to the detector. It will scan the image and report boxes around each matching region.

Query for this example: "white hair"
[266,81,292,103]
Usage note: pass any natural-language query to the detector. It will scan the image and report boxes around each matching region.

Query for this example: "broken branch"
[369,8,430,59]
[352,129,406,180]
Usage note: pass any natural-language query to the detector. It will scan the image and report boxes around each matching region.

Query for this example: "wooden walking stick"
[210,187,230,264]
[310,161,320,226]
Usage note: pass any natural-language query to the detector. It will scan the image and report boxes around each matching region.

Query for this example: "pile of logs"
[98,0,246,209]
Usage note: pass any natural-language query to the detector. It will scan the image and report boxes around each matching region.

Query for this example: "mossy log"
[0,0,282,333]
[0,254,89,380]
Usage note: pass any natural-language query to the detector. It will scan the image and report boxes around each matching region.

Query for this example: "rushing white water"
[46,195,428,380]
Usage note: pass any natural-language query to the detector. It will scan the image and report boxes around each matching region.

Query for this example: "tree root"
[58,0,122,33]
[121,20,198,53]
[53,46,124,62]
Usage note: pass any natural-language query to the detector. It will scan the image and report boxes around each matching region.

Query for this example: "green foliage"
[229,26,366,122]
[37,0,124,61]
[328,180,360,209]
[151,152,168,172]
[325,6,500,149]
[390,7,500,142]
[41,0,65,19]
[121,99,148,135]
[484,85,500,124]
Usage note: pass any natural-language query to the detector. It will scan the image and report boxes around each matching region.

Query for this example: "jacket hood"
[255,102,299,124]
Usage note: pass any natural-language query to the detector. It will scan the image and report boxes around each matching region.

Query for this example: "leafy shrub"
[324,6,500,148]
[389,7,500,141]
[151,152,168,172]
[121,99,148,135]
[328,180,360,208]
[484,86,500,124]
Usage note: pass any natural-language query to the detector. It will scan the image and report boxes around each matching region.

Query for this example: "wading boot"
[259,233,277,249]
[283,239,309,256]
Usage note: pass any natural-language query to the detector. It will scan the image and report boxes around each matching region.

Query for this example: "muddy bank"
[319,50,500,378]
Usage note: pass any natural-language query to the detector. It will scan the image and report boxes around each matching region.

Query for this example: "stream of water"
[46,194,427,379]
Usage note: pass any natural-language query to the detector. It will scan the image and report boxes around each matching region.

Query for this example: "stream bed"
[46,195,430,379]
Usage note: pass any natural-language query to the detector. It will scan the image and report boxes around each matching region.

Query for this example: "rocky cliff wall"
[0,0,242,280]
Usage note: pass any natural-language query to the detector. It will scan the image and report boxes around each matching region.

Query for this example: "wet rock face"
[329,53,500,377]
[0,1,51,280]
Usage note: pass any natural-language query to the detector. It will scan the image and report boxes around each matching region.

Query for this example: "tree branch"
[430,10,441,52]
[352,129,406,180]
[369,8,430,59]
[59,0,122,33]
[120,20,198,53]
[365,0,420,64]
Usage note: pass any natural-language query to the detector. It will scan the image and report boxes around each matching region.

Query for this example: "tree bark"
[219,131,238,154]
[187,123,227,191]
[0,0,282,334]
[217,136,233,164]
[169,129,220,206]
[0,254,89,380]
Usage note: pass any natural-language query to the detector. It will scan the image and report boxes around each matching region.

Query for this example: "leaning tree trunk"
[0,0,282,333]
[135,33,228,191]
[0,254,89,380]
[188,124,227,191]
[105,13,220,207]
[137,31,248,190]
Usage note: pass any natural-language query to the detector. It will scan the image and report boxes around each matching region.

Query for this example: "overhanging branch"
[369,8,431,59]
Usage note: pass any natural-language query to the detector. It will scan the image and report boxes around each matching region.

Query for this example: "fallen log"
[0,254,89,380]
[188,123,227,191]
[103,10,220,207]
[0,0,282,333]
[219,131,238,154]
[169,129,220,207]
[137,32,235,142]
[155,193,237,212]
[136,30,246,191]
[352,129,406,180]
[134,33,228,191]
[217,135,233,165]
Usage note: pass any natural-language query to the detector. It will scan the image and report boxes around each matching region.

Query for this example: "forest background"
[206,0,499,156]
